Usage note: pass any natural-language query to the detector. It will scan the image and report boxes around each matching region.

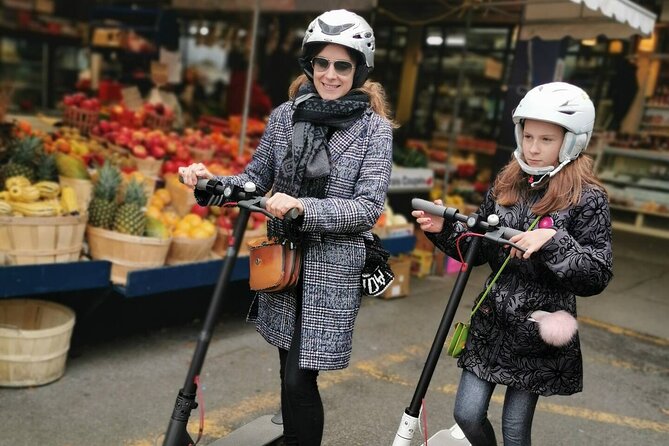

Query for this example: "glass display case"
[0,36,47,111]
[0,34,84,112]
[408,26,513,140]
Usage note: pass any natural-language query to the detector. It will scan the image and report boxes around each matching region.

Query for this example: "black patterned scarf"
[269,82,369,242]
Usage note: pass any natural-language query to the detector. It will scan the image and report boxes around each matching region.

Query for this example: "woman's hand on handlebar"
[411,199,445,233]
[264,192,304,220]
[178,163,214,189]
[508,228,556,259]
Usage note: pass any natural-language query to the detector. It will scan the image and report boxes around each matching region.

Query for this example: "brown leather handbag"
[247,237,301,292]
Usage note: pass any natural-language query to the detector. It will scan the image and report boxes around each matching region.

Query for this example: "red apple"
[132,145,148,159]
[216,215,233,230]
[190,204,209,219]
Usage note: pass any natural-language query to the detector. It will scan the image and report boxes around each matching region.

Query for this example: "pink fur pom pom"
[530,310,578,347]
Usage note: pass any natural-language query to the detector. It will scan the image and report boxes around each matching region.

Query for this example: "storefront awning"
[520,0,657,40]
[171,0,377,12]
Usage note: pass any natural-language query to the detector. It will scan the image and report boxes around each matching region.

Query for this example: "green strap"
[469,215,542,319]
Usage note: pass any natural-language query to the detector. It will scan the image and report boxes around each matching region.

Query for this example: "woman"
[412,82,613,445]
[180,9,394,445]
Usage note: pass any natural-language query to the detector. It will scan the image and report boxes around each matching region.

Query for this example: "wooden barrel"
[86,225,171,285]
[0,299,76,387]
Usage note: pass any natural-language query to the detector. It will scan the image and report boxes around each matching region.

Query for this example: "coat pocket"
[511,318,553,357]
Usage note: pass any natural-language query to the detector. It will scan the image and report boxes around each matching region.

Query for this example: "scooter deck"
[420,425,471,446]
[207,415,283,446]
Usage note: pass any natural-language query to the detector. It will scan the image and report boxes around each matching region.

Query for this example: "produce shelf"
[1,237,416,300]
[0,260,111,299]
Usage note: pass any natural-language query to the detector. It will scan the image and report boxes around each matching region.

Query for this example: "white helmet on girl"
[300,9,375,88]
[512,82,595,182]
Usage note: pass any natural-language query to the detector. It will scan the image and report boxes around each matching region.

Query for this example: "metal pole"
[442,7,472,189]
[239,0,261,157]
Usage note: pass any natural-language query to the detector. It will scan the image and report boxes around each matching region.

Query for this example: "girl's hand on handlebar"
[178,163,214,189]
[411,199,445,233]
[265,192,304,219]
[508,228,557,259]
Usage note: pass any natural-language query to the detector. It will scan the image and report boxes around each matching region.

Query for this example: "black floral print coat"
[428,185,613,396]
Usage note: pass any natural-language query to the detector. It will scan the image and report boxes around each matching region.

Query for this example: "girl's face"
[521,119,565,168]
[311,44,356,100]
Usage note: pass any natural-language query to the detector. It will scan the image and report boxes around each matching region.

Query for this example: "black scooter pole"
[405,233,483,418]
[162,206,252,446]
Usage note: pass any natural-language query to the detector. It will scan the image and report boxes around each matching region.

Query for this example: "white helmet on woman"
[300,9,375,88]
[512,82,595,182]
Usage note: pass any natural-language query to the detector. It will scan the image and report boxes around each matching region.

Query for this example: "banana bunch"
[1,175,78,217]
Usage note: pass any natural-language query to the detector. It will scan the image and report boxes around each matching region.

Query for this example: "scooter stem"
[162,208,252,446]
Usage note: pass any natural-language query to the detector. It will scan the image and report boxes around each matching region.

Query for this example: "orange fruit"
[189,226,212,239]
[146,206,162,220]
[154,188,171,205]
[182,213,203,227]
[149,196,165,210]
[200,220,216,237]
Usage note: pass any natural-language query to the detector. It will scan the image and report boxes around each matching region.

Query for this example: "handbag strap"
[468,215,542,319]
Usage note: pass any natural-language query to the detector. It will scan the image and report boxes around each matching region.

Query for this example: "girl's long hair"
[493,155,605,215]
[288,74,398,127]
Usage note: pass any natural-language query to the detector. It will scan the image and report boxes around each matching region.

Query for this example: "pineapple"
[113,179,147,236]
[88,161,121,229]
[36,153,59,182]
[0,136,40,184]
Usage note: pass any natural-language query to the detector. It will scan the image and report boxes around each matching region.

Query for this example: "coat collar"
[327,109,371,162]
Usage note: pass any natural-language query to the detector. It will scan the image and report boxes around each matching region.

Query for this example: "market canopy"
[520,0,657,40]
[171,0,376,11]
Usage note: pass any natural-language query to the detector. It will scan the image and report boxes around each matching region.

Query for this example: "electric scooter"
[392,198,528,446]
[162,178,298,446]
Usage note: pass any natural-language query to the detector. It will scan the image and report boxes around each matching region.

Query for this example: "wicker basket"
[86,226,171,285]
[0,299,76,387]
[166,235,216,265]
[63,106,99,134]
[165,174,196,216]
[144,112,174,132]
[4,214,87,265]
[134,156,164,178]
[59,176,93,212]
[0,216,10,265]
[188,146,215,162]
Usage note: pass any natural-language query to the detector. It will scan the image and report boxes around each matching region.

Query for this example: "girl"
[413,82,613,445]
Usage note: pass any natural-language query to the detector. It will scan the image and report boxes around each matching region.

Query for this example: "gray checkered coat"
[214,101,393,370]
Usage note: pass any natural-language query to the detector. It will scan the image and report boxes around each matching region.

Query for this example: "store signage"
[389,167,434,192]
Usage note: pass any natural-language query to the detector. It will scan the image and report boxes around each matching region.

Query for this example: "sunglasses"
[311,56,355,76]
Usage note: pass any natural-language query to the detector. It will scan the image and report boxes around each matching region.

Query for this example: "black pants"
[278,291,324,445]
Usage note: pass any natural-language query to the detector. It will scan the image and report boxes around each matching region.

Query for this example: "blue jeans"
[453,369,539,446]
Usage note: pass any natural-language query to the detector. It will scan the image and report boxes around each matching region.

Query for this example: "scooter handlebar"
[411,198,526,251]
[259,197,300,221]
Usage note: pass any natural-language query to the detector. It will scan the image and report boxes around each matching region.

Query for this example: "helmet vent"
[559,110,575,115]
[318,19,354,36]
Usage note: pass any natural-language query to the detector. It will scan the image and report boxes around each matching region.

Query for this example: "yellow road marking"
[579,316,669,347]
[130,319,669,444]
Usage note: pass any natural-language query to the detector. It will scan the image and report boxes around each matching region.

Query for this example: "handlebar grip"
[502,227,523,239]
[411,198,447,217]
[259,197,300,221]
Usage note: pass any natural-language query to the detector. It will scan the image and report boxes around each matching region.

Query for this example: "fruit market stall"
[0,107,419,301]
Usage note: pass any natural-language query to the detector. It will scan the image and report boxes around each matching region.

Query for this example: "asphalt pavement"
[1,230,667,446]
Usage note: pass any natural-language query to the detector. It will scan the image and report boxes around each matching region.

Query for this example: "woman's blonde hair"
[493,155,605,215]
[288,74,398,127]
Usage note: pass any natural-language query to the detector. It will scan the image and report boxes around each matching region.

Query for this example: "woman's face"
[521,119,565,168]
[311,44,356,100]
